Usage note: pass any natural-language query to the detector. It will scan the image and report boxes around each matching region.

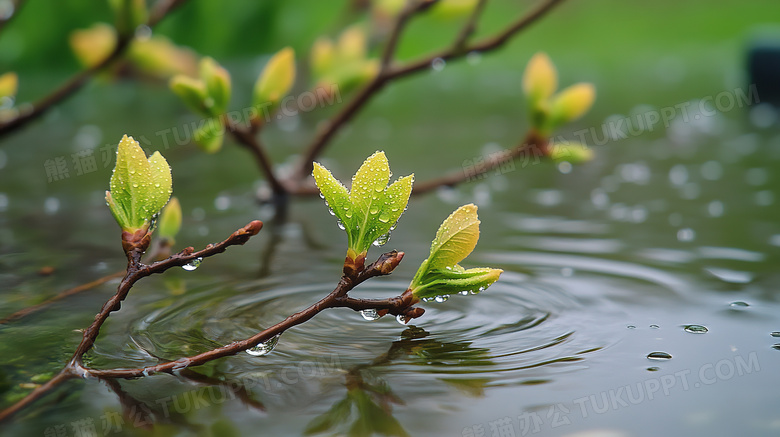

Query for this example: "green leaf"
[157,196,181,243]
[252,47,296,113]
[409,204,502,300]
[106,135,173,232]
[169,75,210,117]
[193,118,225,153]
[410,264,502,300]
[549,141,595,164]
[548,82,595,129]
[313,151,413,257]
[428,204,480,270]
[199,57,231,115]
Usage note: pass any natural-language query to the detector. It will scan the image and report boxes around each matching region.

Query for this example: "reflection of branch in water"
[305,326,496,436]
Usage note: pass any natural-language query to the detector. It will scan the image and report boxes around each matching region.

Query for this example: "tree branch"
[0,0,190,138]
[292,0,566,182]
[226,122,287,198]
[0,220,263,423]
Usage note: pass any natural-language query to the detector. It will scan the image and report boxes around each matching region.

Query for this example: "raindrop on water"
[772,344,780,351]
[647,351,672,361]
[729,301,749,308]
[359,309,381,321]
[649,324,660,329]
[683,324,708,334]
[246,334,280,356]
[627,325,636,329]
[181,257,202,271]
[647,367,660,372]
[770,332,780,338]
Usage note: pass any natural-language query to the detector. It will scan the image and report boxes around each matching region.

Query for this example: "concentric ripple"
[121,269,622,396]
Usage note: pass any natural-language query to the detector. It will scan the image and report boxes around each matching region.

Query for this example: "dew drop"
[683,324,708,334]
[647,351,672,361]
[181,257,202,271]
[421,297,434,302]
[337,219,346,230]
[359,309,381,321]
[246,334,280,356]
[328,208,336,216]
[369,205,379,214]
[431,57,446,72]
[434,295,449,303]
[132,183,139,188]
[459,291,469,296]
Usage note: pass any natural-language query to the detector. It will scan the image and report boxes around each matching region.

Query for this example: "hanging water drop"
[246,334,280,356]
[337,219,346,230]
[434,295,449,303]
[459,291,469,296]
[373,232,391,247]
[360,309,381,321]
[181,257,202,271]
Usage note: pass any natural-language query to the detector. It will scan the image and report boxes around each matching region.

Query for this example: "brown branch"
[292,0,566,182]
[0,0,189,138]
[0,220,263,423]
[451,0,489,50]
[412,130,548,195]
[86,250,415,379]
[226,122,286,197]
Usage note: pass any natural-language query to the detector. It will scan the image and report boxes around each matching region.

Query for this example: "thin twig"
[292,0,565,181]
[451,0,489,50]
[0,220,263,423]
[87,250,414,379]
[0,0,190,138]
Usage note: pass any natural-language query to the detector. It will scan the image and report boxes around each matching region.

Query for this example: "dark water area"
[1,50,780,436]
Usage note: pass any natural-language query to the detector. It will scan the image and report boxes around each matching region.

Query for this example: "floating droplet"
[434,295,449,303]
[396,315,408,325]
[647,351,672,361]
[181,257,202,271]
[683,324,708,334]
[359,309,381,321]
[647,367,660,372]
[729,301,749,308]
[650,324,660,329]
[627,325,636,329]
[246,334,280,356]
[771,332,780,338]
[772,344,780,351]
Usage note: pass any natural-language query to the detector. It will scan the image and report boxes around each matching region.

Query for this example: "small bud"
[129,36,199,79]
[0,72,18,100]
[522,52,557,106]
[193,117,225,153]
[310,38,334,79]
[252,47,296,113]
[338,25,367,62]
[157,197,182,244]
[549,83,595,126]
[430,0,479,19]
[549,141,594,164]
[69,24,118,68]
[199,57,231,115]
[169,75,209,116]
[109,0,148,36]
